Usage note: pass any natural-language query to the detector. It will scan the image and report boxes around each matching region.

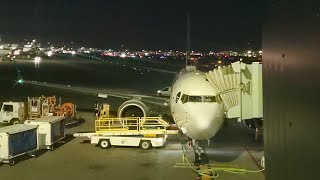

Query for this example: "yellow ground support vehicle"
[74,117,178,150]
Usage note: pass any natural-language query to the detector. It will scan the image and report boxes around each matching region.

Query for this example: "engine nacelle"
[117,99,149,118]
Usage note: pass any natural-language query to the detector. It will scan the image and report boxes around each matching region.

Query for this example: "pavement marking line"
[174,144,265,179]
[244,146,265,176]
[174,144,264,179]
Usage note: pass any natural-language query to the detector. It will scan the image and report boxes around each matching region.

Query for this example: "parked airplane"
[23,66,225,163]
[170,68,225,162]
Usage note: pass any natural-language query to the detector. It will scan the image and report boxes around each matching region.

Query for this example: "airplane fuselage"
[170,71,225,140]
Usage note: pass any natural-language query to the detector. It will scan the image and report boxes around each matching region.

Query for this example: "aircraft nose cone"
[182,104,225,140]
[186,119,218,140]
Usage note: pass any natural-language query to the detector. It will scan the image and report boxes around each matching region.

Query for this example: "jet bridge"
[206,61,263,121]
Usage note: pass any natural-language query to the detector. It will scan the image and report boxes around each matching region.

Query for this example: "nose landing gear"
[193,140,209,165]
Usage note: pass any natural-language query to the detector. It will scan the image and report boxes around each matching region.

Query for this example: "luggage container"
[24,116,65,150]
[0,124,39,166]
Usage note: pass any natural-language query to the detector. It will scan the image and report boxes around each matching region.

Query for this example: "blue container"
[9,128,37,156]
[0,124,39,164]
[24,116,65,150]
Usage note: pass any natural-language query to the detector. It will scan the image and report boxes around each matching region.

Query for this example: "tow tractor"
[0,102,25,124]
[0,95,76,125]
[73,117,178,149]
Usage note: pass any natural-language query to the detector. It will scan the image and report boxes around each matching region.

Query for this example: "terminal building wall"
[263,1,320,180]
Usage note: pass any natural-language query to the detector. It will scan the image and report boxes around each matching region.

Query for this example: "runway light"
[120,53,126,58]
[18,79,23,84]
[34,56,41,63]
[47,51,53,57]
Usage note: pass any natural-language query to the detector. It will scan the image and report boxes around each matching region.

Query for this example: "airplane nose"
[196,118,211,130]
[179,119,211,136]
[188,118,218,140]
[182,104,225,140]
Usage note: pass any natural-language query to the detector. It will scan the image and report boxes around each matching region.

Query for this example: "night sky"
[0,0,264,50]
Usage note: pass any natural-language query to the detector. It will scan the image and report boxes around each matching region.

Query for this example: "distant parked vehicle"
[157,87,171,97]
[0,102,25,124]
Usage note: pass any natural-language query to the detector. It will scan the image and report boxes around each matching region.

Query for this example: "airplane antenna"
[186,12,191,67]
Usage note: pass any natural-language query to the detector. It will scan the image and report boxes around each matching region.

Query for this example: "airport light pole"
[186,13,190,67]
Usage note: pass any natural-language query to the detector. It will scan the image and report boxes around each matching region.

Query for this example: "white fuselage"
[170,71,225,140]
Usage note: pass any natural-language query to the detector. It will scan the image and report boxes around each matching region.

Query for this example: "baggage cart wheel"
[99,139,111,149]
[9,159,15,166]
[32,152,38,158]
[28,152,37,158]
[140,140,152,150]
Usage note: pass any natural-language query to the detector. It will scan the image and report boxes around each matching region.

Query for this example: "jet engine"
[117,99,149,118]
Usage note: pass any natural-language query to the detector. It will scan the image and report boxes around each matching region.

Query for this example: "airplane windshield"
[203,96,216,102]
[180,95,217,103]
[181,94,188,104]
[188,96,202,102]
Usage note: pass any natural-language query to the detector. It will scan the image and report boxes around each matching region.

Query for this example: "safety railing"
[95,117,169,133]
[95,117,139,132]
[139,117,169,131]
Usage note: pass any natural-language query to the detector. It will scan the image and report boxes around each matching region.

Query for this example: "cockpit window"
[180,95,217,104]
[188,96,202,102]
[175,92,181,103]
[181,94,188,104]
[203,96,216,102]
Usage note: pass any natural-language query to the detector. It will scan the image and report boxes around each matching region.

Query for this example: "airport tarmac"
[0,56,264,179]
[0,111,264,180]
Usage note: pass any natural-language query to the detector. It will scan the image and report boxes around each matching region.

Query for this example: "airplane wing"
[23,80,170,107]
[142,67,177,74]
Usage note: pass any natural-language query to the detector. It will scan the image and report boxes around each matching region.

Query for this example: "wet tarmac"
[0,56,264,179]
[0,111,264,180]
